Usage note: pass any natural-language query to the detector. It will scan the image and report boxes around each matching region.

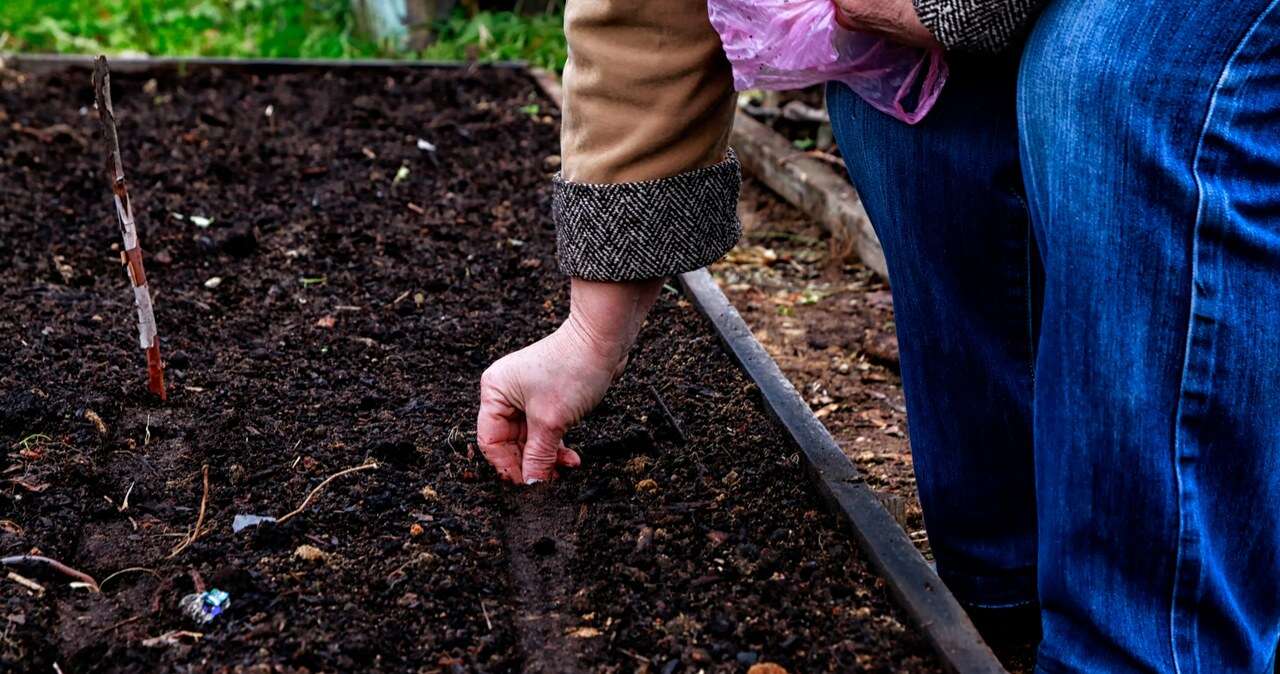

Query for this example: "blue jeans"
[828,0,1280,671]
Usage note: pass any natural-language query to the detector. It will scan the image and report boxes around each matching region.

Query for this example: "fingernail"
[525,477,543,485]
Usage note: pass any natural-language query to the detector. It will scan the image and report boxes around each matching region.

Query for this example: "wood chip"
[141,630,203,648]
[6,571,44,594]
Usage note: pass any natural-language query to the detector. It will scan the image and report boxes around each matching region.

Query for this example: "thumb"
[522,422,565,485]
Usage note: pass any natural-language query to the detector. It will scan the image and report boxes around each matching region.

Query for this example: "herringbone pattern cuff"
[553,150,742,281]
[912,0,1044,52]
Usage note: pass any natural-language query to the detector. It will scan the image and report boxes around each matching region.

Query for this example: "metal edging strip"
[677,269,1005,673]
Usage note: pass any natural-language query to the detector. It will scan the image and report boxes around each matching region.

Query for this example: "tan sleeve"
[553,0,742,281]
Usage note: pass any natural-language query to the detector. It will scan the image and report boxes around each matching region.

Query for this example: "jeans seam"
[1169,3,1280,671]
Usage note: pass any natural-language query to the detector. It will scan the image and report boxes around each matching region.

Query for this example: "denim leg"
[827,52,1039,608]
[1019,0,1280,671]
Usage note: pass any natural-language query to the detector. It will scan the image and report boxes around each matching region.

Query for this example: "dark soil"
[0,63,940,672]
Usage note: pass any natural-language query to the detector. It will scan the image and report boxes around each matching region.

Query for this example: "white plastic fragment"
[190,215,213,228]
[232,514,277,533]
[203,277,222,289]
[416,138,436,152]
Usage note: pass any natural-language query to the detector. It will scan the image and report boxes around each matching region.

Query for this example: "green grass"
[0,0,567,70]
[421,10,565,72]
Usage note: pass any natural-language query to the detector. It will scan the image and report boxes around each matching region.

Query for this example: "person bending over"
[478,0,1280,671]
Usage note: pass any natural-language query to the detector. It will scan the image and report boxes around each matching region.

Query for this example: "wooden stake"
[92,55,166,400]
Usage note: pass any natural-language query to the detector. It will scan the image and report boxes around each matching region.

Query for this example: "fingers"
[477,377,524,484]
[611,354,629,383]
[521,424,565,484]
[558,444,582,469]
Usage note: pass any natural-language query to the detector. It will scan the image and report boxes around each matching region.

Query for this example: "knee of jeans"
[1015,1,1155,258]
[1016,2,1137,154]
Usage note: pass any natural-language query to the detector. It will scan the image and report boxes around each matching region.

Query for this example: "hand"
[833,0,939,48]
[476,278,663,484]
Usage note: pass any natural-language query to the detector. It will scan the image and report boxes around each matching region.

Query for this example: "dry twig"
[1,555,100,591]
[168,465,210,559]
[92,55,166,400]
[99,566,159,592]
[276,462,379,525]
[98,614,143,634]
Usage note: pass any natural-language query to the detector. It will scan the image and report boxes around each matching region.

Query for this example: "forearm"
[836,0,939,48]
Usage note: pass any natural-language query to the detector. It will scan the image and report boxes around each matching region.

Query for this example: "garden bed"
[0,62,945,672]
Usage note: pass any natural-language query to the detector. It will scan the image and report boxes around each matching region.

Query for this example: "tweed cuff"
[912,0,1044,53]
[553,150,742,281]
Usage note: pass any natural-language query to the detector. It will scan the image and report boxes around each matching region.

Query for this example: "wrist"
[565,277,665,364]
[835,0,938,48]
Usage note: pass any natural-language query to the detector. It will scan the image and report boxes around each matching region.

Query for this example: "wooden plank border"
[729,111,888,278]
[1,53,526,75]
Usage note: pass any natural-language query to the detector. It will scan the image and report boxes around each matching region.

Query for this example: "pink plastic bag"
[708,0,948,125]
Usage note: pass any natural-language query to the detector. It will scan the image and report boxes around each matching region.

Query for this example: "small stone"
[203,276,222,289]
[294,544,326,561]
[420,485,439,501]
[635,526,654,553]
